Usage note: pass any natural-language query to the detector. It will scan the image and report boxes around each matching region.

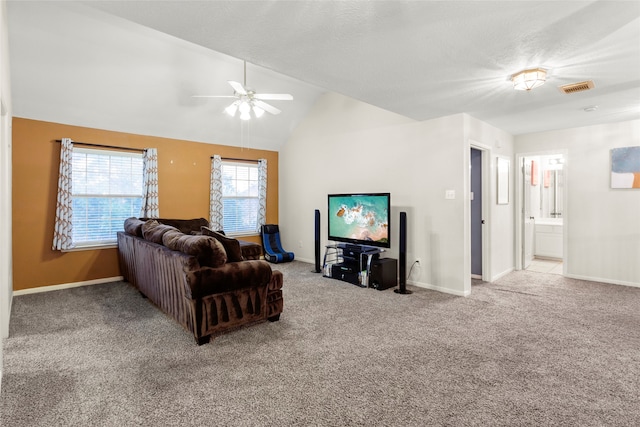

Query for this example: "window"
[221,161,259,235]
[71,148,143,247]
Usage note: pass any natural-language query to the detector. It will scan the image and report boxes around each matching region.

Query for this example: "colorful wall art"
[611,146,640,189]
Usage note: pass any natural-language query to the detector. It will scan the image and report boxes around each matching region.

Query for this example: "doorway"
[517,151,566,275]
[469,143,490,284]
[470,148,483,279]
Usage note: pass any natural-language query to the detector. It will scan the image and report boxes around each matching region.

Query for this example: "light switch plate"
[445,190,455,200]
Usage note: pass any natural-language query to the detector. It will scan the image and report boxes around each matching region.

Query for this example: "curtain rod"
[55,140,146,153]
[213,156,259,163]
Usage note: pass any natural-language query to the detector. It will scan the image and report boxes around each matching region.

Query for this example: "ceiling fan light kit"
[196,60,293,120]
[225,101,239,117]
[226,98,267,120]
[512,68,547,91]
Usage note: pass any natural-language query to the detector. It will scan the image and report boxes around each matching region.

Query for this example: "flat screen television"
[327,193,390,248]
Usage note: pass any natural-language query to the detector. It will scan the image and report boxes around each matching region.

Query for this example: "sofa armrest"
[269,270,283,291]
[184,260,272,299]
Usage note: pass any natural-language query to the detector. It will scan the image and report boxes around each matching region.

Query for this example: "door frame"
[522,156,535,269]
[468,140,491,283]
[515,149,568,272]
[0,98,11,391]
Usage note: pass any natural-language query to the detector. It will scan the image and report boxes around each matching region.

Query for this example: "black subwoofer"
[369,258,397,290]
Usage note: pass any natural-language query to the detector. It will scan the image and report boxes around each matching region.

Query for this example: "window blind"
[72,148,143,246]
[221,162,259,234]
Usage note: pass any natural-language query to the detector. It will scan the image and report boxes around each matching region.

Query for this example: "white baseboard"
[407,280,471,297]
[563,273,639,289]
[295,257,314,264]
[491,267,515,282]
[13,276,124,296]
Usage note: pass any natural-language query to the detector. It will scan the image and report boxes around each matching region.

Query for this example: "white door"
[523,158,534,269]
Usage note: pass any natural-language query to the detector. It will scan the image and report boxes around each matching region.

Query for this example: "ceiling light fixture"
[213,60,292,120]
[230,99,253,121]
[224,94,272,120]
[511,68,547,91]
[224,101,239,117]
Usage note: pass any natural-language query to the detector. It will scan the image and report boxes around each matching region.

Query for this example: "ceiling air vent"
[558,80,595,94]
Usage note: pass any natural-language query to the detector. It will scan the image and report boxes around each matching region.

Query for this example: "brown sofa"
[117,217,283,345]
[138,217,263,260]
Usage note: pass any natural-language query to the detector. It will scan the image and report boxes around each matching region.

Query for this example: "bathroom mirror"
[497,157,509,205]
[540,156,564,218]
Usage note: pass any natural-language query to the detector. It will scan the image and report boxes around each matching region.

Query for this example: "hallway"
[526,258,563,275]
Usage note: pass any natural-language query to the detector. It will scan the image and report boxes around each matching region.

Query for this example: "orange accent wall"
[12,118,279,291]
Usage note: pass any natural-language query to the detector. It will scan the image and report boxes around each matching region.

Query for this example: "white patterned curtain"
[52,138,74,250]
[209,155,223,230]
[256,159,267,232]
[139,148,159,218]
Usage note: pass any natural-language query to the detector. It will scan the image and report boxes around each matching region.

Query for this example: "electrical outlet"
[298,240,303,248]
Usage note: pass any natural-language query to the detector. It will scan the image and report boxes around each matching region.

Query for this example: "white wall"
[0,0,13,389]
[515,120,640,287]
[280,92,514,296]
[464,115,515,281]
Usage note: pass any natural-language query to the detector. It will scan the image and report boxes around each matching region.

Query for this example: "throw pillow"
[141,217,209,235]
[124,217,145,237]
[201,226,244,262]
[162,229,184,249]
[141,220,180,244]
[164,234,227,268]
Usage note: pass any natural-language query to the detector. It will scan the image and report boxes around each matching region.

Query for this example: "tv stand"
[323,243,396,289]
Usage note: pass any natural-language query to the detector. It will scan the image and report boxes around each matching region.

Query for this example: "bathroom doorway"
[516,151,567,275]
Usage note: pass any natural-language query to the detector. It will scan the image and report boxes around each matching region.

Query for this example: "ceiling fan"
[193,60,293,120]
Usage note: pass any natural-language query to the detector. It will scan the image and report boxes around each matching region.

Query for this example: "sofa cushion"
[141,217,209,235]
[184,260,273,298]
[238,241,263,260]
[124,217,145,237]
[201,226,244,262]
[142,220,181,244]
[161,229,185,249]
[163,233,227,268]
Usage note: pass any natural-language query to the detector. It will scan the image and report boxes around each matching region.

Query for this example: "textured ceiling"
[8,1,640,150]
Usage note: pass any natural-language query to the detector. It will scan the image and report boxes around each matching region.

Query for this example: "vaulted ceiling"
[8,1,640,151]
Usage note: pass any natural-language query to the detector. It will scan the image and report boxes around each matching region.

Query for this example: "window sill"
[226,232,260,239]
[62,244,117,252]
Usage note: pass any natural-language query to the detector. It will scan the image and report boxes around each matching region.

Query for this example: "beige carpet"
[2,261,639,426]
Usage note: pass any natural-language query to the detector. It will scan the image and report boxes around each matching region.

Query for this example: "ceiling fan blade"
[254,93,293,101]
[254,100,281,115]
[191,95,237,98]
[228,80,247,95]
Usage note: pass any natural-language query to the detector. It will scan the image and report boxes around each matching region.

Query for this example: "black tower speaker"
[395,211,412,294]
[313,209,322,273]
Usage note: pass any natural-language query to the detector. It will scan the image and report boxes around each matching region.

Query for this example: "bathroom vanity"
[534,219,563,259]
